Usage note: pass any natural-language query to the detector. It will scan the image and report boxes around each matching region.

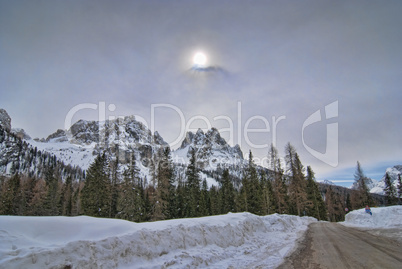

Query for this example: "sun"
[193,52,207,66]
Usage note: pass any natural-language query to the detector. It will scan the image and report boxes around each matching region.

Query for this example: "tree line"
[1,142,400,222]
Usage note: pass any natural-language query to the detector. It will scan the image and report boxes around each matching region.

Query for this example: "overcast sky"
[1,0,401,186]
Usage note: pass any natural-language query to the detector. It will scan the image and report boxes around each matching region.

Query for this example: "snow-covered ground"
[0,213,316,268]
[29,139,96,170]
[341,205,402,228]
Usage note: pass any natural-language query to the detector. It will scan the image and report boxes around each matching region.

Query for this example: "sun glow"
[193,52,207,66]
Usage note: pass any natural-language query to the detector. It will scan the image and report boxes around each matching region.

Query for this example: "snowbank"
[0,213,316,268]
[342,205,402,228]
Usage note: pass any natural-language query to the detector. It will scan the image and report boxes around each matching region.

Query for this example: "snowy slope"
[370,166,402,195]
[0,213,316,268]
[28,139,96,171]
[342,205,402,228]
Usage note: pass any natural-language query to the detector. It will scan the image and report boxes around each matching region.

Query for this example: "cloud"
[1,0,401,183]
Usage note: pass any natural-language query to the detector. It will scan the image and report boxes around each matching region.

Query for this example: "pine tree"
[118,171,137,221]
[383,172,397,205]
[44,166,61,216]
[175,174,186,218]
[61,176,73,216]
[0,173,21,215]
[397,174,402,205]
[239,174,249,212]
[154,147,174,220]
[325,186,334,221]
[285,143,307,216]
[185,149,200,217]
[325,186,344,222]
[20,175,37,215]
[270,153,289,215]
[80,153,111,217]
[352,161,373,208]
[199,179,210,216]
[345,193,352,211]
[261,171,275,215]
[240,151,263,215]
[305,166,327,220]
[109,154,120,218]
[209,186,221,215]
[117,153,147,222]
[220,169,235,213]
[268,143,279,172]
[29,178,47,216]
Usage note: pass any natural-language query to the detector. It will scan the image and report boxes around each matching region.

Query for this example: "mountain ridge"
[0,109,246,186]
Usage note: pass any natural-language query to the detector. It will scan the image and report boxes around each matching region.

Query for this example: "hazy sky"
[1,0,401,186]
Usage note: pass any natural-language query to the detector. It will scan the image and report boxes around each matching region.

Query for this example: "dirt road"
[278,222,402,269]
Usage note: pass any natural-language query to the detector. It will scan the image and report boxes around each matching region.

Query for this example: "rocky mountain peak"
[174,127,244,170]
[0,109,11,132]
[58,115,167,147]
[180,128,228,149]
[153,131,167,146]
[180,132,195,149]
[46,129,68,142]
[206,127,226,146]
[12,128,31,140]
[68,119,99,145]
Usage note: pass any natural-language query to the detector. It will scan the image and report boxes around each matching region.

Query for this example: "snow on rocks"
[0,213,316,268]
[341,205,402,228]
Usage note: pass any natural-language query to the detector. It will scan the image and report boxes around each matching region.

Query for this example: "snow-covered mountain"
[351,176,379,191]
[0,108,169,180]
[350,165,401,195]
[321,179,335,185]
[0,109,11,132]
[173,128,244,170]
[0,110,83,179]
[27,116,170,182]
[369,165,402,195]
[0,108,247,186]
[172,128,246,188]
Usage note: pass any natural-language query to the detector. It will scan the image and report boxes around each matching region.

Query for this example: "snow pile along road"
[342,205,402,228]
[0,213,316,268]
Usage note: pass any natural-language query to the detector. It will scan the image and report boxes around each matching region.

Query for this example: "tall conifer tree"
[305,166,327,220]
[285,144,307,216]
[383,172,396,205]
[220,169,235,213]
[81,153,111,217]
[185,148,200,217]
[352,161,373,208]
[397,174,402,205]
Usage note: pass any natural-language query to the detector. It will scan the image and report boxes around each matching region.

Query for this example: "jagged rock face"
[174,127,244,170]
[0,109,11,132]
[12,128,31,140]
[46,129,67,142]
[68,120,100,145]
[24,115,169,180]
[153,131,166,145]
[66,116,168,147]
